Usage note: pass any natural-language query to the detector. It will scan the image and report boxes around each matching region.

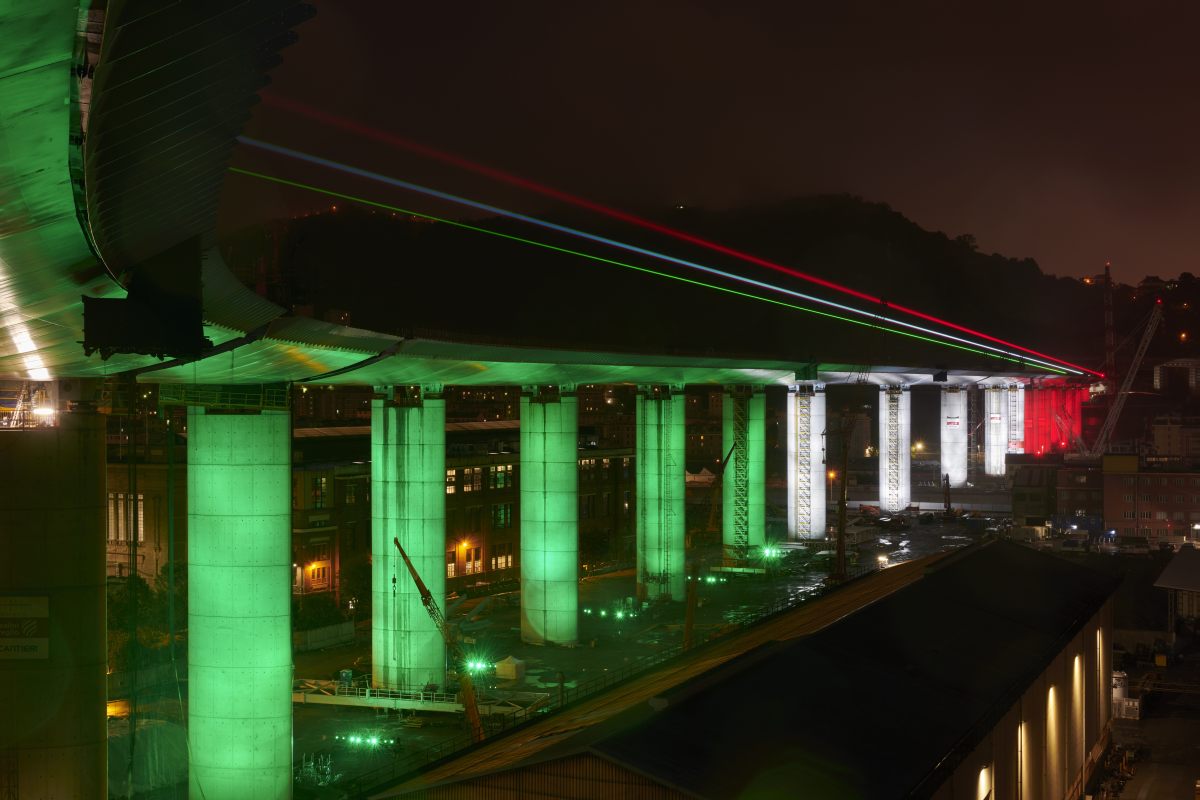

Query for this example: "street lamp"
[827,469,837,507]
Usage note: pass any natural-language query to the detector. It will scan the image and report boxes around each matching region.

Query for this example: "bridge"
[0,4,1097,799]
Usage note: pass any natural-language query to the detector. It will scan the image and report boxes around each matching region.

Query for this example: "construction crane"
[392,537,485,743]
[1087,301,1163,458]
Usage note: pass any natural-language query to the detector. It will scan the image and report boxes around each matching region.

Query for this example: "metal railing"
[158,383,290,411]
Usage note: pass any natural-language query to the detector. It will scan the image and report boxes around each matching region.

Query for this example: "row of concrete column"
[3,382,1029,798]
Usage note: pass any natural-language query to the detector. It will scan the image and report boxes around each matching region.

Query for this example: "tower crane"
[392,537,485,743]
[1087,301,1163,458]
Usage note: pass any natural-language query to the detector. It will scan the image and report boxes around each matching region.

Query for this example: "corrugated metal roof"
[1154,547,1200,593]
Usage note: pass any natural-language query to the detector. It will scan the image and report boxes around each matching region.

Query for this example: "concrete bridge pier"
[786,383,826,540]
[635,384,685,601]
[371,386,446,691]
[520,386,578,645]
[723,385,765,557]
[984,386,1009,476]
[0,412,106,797]
[878,385,912,513]
[940,386,968,488]
[187,407,292,799]
[1007,383,1026,455]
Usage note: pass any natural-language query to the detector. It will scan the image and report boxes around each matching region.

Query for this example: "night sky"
[221,1,1200,285]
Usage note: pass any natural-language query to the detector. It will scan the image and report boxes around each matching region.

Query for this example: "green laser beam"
[227,166,1066,375]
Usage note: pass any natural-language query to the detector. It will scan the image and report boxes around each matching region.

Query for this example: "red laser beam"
[259,93,1103,378]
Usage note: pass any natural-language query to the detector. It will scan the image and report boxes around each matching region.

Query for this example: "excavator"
[392,536,485,743]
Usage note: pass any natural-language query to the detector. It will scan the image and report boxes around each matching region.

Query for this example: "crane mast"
[392,537,485,743]
[1089,302,1162,458]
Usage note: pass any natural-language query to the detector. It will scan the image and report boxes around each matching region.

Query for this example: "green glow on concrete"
[0,413,106,795]
[520,390,578,645]
[188,408,291,798]
[371,393,446,689]
[723,388,766,553]
[635,387,686,601]
[228,168,1068,375]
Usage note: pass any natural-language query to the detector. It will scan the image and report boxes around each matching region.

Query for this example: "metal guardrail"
[337,560,881,796]
[335,685,459,705]
[158,383,290,410]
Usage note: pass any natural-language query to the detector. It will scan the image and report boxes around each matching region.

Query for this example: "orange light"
[827,470,837,480]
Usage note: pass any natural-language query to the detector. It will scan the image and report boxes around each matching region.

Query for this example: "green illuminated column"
[188,408,291,799]
[723,386,766,558]
[636,385,686,601]
[371,387,445,690]
[0,412,106,796]
[520,387,578,645]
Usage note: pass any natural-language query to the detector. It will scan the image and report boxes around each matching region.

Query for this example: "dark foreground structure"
[383,540,1117,799]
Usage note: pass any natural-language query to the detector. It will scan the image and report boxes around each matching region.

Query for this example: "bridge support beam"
[940,386,968,488]
[520,386,578,645]
[786,383,826,540]
[723,386,765,557]
[636,384,685,601]
[371,387,445,691]
[0,413,106,797]
[188,408,291,799]
[984,386,1008,476]
[878,385,912,513]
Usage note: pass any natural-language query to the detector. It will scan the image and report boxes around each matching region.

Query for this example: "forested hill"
[221,195,1131,371]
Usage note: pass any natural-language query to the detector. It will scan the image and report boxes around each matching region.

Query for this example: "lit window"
[107,492,144,543]
[488,464,513,490]
[446,469,456,495]
[491,503,513,529]
[446,550,456,579]
[490,542,514,571]
[462,467,482,493]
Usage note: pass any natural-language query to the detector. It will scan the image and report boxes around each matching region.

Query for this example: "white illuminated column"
[723,386,766,556]
[878,385,911,513]
[787,383,826,540]
[1007,383,1026,454]
[520,387,578,645]
[188,408,292,799]
[371,388,445,691]
[636,385,686,601]
[940,386,968,488]
[984,386,1008,476]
